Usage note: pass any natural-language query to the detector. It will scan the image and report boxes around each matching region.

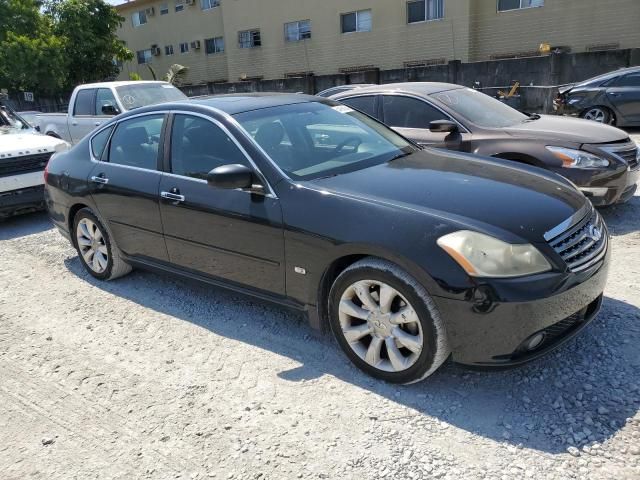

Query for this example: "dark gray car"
[555,66,640,126]
[331,82,639,206]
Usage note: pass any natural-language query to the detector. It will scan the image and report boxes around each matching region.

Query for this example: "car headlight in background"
[546,146,609,169]
[437,230,551,278]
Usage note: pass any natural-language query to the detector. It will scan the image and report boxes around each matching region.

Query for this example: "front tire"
[73,208,131,281]
[328,258,450,384]
[581,106,614,125]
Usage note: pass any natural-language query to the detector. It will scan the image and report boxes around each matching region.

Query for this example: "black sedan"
[331,83,639,206]
[45,94,609,384]
[555,66,640,127]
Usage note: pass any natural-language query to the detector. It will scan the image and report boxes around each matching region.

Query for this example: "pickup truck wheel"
[328,258,450,384]
[73,208,131,281]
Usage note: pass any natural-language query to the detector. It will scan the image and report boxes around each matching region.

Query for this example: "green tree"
[46,0,133,89]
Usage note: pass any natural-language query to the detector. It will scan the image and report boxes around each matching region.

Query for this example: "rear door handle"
[90,175,109,185]
[160,191,185,202]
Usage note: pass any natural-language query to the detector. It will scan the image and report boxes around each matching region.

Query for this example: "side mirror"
[207,164,255,190]
[101,104,120,116]
[429,119,459,133]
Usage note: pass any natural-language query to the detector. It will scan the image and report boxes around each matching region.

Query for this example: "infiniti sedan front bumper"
[433,247,610,367]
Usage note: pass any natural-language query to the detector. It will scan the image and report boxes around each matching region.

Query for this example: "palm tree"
[165,64,189,86]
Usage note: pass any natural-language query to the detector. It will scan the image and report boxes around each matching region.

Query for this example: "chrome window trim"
[543,202,592,242]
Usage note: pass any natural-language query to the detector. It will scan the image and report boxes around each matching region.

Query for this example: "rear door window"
[108,114,164,170]
[382,95,444,129]
[74,89,96,116]
[340,96,378,118]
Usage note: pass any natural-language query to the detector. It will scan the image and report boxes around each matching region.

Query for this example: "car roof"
[578,66,640,86]
[330,82,465,98]
[188,92,326,115]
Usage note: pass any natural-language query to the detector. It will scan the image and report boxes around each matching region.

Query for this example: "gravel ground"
[0,184,639,479]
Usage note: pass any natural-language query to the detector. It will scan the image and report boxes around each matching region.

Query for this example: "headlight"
[546,146,609,169]
[437,230,551,278]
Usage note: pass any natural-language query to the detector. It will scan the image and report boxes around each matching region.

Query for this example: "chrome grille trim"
[600,142,639,171]
[547,207,608,273]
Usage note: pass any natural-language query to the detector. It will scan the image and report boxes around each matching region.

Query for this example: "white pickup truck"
[36,81,187,144]
[0,102,70,219]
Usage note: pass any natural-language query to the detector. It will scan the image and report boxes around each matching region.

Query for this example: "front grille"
[547,207,607,273]
[601,143,639,171]
[0,153,52,177]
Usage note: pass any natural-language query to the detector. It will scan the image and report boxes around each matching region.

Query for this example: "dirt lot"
[1,187,639,478]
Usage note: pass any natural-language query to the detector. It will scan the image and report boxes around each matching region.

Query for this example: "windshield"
[432,88,528,128]
[0,105,32,131]
[235,102,416,180]
[115,83,188,111]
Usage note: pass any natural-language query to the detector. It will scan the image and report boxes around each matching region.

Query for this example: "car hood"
[0,129,69,156]
[309,149,587,244]
[503,114,627,144]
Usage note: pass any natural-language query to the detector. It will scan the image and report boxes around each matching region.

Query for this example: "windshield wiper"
[522,112,541,121]
[388,151,411,162]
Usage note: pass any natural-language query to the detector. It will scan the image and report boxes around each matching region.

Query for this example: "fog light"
[526,332,545,351]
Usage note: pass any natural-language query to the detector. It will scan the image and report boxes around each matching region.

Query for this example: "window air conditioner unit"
[145,7,155,16]
[151,46,161,56]
[185,0,195,6]
[191,40,201,50]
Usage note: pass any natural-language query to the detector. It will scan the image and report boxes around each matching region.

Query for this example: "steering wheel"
[334,137,362,155]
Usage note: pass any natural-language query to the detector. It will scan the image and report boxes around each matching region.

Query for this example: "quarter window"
[74,89,96,116]
[498,0,544,11]
[201,0,219,10]
[407,0,444,23]
[108,115,164,170]
[382,96,444,129]
[132,10,147,27]
[91,126,114,160]
[205,36,225,54]
[159,3,169,14]
[341,9,372,33]
[340,96,378,118]
[239,29,261,48]
[285,20,311,42]
[170,114,250,180]
[137,49,152,64]
[180,42,189,54]
[165,44,174,55]
[95,88,119,116]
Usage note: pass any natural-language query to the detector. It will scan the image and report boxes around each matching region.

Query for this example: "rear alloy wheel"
[582,107,613,124]
[329,258,450,384]
[73,208,132,281]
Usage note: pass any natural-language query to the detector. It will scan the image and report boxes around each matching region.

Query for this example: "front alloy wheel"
[582,107,612,124]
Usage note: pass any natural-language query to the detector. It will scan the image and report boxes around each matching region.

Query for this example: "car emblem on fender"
[588,225,602,242]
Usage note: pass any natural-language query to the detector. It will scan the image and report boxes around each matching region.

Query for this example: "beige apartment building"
[115,0,640,86]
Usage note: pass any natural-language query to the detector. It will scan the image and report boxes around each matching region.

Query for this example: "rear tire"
[73,208,131,281]
[581,107,614,125]
[328,258,450,384]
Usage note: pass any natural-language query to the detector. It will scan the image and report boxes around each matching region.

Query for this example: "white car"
[0,104,69,219]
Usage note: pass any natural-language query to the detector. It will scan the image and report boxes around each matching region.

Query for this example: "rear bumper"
[0,185,45,218]
[434,247,609,367]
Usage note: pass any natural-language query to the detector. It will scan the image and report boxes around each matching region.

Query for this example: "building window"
[239,29,261,48]
[498,0,544,11]
[132,10,147,27]
[180,42,189,53]
[341,9,372,34]
[136,49,152,64]
[201,0,220,10]
[165,45,174,55]
[407,0,443,23]
[175,1,184,12]
[160,3,169,14]
[284,20,311,42]
[205,36,225,54]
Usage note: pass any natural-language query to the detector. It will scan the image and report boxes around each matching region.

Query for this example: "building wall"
[468,0,640,61]
[115,0,640,85]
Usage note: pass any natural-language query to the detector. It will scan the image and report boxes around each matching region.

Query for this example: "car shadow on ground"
[64,255,639,455]
[0,211,52,240]
[599,193,640,236]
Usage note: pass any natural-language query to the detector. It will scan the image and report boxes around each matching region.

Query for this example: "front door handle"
[90,175,109,185]
[160,191,185,202]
